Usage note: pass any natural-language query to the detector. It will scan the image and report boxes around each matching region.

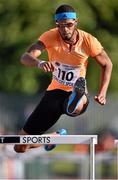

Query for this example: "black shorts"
[23,89,89,135]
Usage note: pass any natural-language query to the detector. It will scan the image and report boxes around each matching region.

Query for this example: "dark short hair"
[55,4,76,14]
[55,4,76,21]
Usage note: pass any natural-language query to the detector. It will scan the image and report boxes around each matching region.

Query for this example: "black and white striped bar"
[0,135,97,144]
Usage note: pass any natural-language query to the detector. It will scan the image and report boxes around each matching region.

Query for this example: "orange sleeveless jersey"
[39,28,103,92]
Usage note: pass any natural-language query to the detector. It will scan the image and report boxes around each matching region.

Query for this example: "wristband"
[37,61,45,68]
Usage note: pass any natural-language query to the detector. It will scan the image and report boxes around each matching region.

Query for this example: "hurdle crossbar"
[0,135,97,180]
[115,140,118,179]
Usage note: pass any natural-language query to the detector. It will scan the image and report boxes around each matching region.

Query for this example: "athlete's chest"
[49,38,89,65]
[52,61,82,86]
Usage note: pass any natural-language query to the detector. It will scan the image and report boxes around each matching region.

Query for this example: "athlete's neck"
[63,29,79,45]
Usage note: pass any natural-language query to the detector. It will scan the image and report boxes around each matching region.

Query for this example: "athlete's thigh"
[23,90,69,135]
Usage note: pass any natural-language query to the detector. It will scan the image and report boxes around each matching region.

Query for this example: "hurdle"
[0,135,97,180]
[115,139,118,179]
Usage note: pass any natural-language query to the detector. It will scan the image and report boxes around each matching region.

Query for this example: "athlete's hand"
[94,93,106,105]
[38,61,54,72]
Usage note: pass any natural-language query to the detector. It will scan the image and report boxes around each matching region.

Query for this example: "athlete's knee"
[63,99,81,117]
[78,95,89,115]
[63,94,89,117]
[14,144,29,153]
[73,103,84,114]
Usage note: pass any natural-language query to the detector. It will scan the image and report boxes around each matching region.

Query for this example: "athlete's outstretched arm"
[21,40,54,72]
[94,49,113,105]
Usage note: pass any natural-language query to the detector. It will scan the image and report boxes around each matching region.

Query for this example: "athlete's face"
[56,19,77,41]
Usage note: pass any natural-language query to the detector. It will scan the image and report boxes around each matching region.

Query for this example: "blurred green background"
[0,0,118,94]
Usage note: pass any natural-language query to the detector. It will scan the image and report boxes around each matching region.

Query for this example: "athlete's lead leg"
[64,77,89,117]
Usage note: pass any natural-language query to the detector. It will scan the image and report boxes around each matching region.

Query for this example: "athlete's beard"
[61,28,77,44]
[63,33,73,41]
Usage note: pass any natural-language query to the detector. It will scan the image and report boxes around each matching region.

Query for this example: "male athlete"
[14,4,112,153]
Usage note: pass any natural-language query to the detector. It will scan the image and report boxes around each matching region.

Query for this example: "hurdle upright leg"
[115,140,118,179]
[0,134,98,179]
[90,137,96,180]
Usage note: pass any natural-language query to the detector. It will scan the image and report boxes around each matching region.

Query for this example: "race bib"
[52,61,81,87]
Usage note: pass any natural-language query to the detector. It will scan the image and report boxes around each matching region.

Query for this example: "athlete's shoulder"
[77,29,94,39]
[77,29,100,46]
[38,28,58,47]
[39,28,58,40]
[77,29,103,57]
